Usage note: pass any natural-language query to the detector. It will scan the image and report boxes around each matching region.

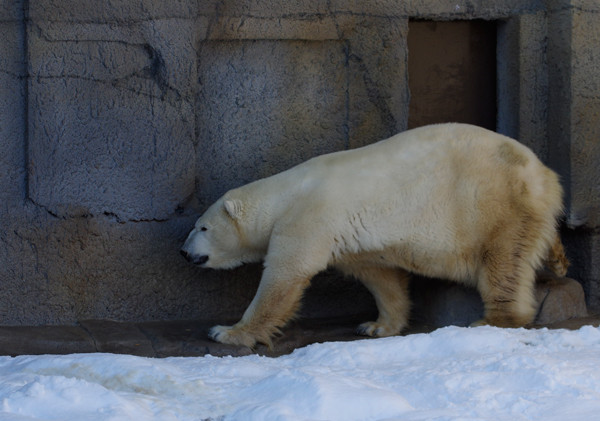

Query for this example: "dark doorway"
[407,20,497,130]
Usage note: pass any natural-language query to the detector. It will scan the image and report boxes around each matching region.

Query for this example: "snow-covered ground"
[0,325,599,421]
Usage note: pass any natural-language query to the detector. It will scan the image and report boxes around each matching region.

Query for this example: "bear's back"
[294,123,548,205]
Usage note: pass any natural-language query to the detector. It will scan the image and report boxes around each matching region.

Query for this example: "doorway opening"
[407,20,497,130]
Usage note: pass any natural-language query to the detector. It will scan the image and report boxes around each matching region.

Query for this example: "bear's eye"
[200,226,207,232]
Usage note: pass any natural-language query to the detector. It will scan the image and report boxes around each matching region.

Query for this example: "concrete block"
[195,40,348,206]
[497,13,549,160]
[27,21,196,220]
[0,20,26,208]
[569,9,600,228]
[547,4,600,229]
[28,78,195,220]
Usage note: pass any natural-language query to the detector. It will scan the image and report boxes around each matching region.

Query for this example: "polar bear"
[181,123,568,348]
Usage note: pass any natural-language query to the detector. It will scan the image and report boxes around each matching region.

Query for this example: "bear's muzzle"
[180,249,209,266]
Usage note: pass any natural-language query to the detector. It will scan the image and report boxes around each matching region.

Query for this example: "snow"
[0,326,599,421]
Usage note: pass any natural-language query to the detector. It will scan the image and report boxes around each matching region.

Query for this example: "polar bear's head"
[180,198,260,270]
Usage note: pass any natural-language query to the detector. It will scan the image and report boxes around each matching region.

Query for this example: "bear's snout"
[180,249,209,266]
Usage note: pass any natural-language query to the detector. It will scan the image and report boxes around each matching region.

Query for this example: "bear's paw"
[209,325,259,348]
[469,319,489,328]
[356,321,400,338]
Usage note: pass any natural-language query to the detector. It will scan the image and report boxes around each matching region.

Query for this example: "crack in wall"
[350,52,398,138]
[26,196,173,224]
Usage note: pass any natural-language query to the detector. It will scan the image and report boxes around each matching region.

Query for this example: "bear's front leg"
[209,224,331,348]
[209,272,312,348]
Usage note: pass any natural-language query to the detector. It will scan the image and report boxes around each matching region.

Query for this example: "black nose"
[195,255,209,265]
[180,250,209,265]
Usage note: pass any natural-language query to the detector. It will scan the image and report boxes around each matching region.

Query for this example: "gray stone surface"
[0,4,26,209]
[195,40,348,206]
[569,6,600,229]
[497,12,549,159]
[548,0,600,229]
[27,17,197,220]
[535,275,588,325]
[545,1,600,315]
[0,0,599,325]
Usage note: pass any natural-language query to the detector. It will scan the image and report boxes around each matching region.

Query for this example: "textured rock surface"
[535,274,588,325]
[195,40,349,205]
[0,0,598,325]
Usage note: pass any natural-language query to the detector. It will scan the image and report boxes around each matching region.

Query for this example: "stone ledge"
[79,319,156,357]
[0,325,96,356]
[0,312,597,358]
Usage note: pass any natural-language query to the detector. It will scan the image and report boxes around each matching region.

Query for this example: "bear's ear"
[224,199,244,220]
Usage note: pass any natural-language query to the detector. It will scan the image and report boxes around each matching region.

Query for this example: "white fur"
[182,123,565,348]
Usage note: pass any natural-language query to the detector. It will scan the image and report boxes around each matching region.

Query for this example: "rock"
[534,273,588,325]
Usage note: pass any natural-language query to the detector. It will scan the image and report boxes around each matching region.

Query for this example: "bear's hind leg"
[350,266,411,337]
[474,248,538,328]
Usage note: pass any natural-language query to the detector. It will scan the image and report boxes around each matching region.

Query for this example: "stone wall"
[546,0,600,311]
[0,0,598,325]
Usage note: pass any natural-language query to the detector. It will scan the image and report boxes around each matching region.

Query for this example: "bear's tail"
[545,232,569,277]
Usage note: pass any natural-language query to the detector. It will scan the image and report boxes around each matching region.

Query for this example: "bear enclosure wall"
[0,0,599,325]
